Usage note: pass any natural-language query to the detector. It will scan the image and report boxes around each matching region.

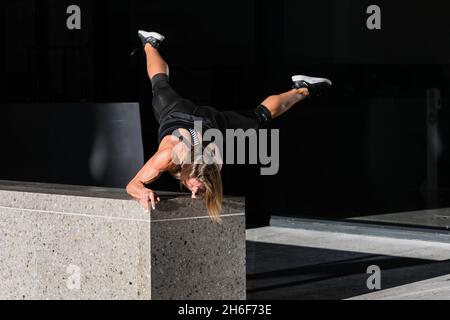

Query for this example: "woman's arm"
[126,147,173,211]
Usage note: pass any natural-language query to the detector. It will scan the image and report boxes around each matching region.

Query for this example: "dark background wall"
[0,0,449,227]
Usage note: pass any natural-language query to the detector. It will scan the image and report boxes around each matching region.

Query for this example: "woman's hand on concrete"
[139,188,160,212]
[126,181,160,212]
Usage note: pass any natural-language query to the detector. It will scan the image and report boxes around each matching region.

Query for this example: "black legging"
[150,73,272,142]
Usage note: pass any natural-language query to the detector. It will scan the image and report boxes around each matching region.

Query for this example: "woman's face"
[186,178,204,198]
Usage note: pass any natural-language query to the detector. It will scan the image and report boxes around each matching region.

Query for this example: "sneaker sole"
[292,75,332,86]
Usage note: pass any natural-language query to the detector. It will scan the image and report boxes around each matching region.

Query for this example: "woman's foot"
[138,30,165,49]
[292,75,332,97]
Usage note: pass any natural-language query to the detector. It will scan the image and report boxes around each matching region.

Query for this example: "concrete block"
[151,197,246,300]
[0,180,245,300]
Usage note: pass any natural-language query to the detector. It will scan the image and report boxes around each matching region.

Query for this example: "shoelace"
[130,48,139,56]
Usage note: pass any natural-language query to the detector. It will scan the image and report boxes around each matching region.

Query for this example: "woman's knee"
[150,73,170,89]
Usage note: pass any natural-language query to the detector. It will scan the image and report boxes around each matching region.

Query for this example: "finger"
[140,199,150,213]
[149,191,156,210]
[156,197,161,203]
[140,193,150,212]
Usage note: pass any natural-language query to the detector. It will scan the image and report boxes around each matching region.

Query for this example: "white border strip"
[0,205,244,223]
[0,205,150,223]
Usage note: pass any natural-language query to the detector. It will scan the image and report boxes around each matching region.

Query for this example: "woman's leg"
[144,43,197,122]
[145,43,178,122]
[260,88,310,119]
[144,43,169,80]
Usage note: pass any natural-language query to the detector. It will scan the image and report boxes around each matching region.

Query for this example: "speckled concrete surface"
[0,211,37,300]
[151,213,246,300]
[0,189,150,221]
[0,180,246,300]
[33,212,150,300]
[0,204,150,299]
[150,192,246,300]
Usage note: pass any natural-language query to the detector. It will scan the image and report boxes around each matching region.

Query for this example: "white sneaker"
[292,75,332,97]
[138,30,165,49]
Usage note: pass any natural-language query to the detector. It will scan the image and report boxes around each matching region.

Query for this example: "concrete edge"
[270,215,450,244]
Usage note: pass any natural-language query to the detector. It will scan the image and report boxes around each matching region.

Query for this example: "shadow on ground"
[246,240,450,300]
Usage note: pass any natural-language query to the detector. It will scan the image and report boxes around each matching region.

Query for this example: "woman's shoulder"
[145,147,173,174]
[159,135,180,149]
[157,137,184,168]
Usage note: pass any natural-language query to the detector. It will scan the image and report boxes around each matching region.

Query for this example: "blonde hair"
[168,148,223,224]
